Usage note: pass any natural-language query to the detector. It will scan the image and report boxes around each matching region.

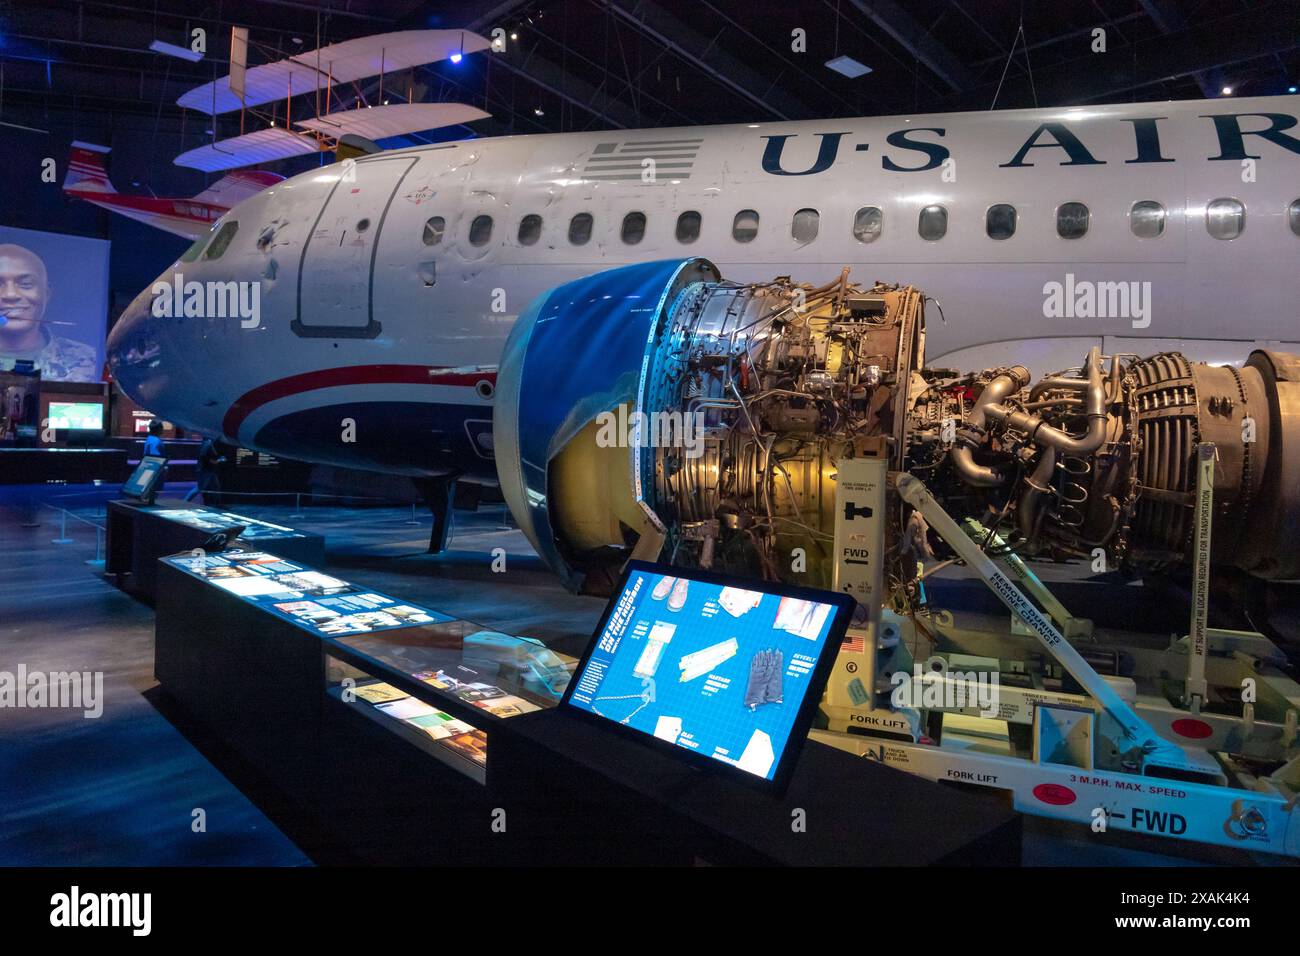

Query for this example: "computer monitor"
[122,455,167,504]
[561,560,855,794]
[47,401,104,432]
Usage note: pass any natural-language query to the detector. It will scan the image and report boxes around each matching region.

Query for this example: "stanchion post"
[52,508,74,544]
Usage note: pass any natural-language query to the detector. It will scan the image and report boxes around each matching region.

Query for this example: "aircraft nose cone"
[107,285,168,408]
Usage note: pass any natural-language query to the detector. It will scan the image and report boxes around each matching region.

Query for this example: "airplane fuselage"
[108,94,1300,481]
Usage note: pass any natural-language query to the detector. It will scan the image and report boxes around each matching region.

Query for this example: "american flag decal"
[581,137,703,180]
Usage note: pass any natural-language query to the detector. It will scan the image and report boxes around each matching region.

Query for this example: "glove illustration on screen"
[744,649,784,710]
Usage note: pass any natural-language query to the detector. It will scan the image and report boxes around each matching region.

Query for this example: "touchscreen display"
[565,566,844,781]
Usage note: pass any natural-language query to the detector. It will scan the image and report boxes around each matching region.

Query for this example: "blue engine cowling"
[494,258,720,589]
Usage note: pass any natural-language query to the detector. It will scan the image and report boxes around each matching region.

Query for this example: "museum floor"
[0,482,1291,867]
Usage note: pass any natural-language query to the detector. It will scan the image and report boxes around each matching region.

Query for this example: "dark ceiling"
[2,0,1297,143]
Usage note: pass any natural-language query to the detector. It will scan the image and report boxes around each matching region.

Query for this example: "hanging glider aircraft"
[171,30,492,173]
[65,31,491,232]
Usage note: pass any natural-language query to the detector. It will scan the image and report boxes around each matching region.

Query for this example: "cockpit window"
[203,221,239,260]
[179,230,211,263]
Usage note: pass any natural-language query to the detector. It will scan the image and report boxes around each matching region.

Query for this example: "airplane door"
[295,155,419,338]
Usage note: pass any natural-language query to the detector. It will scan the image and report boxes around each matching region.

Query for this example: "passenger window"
[852,206,882,243]
[918,204,947,241]
[621,211,646,244]
[791,207,819,243]
[355,218,371,233]
[1056,201,1089,239]
[675,210,702,243]
[732,209,759,242]
[203,221,239,260]
[986,203,1016,240]
[1206,198,1244,240]
[517,214,543,246]
[1130,200,1165,238]
[568,212,593,245]
[469,214,494,246]
[422,216,446,246]
[1288,199,1300,236]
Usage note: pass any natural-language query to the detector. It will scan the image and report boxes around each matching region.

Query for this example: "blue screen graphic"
[566,570,838,780]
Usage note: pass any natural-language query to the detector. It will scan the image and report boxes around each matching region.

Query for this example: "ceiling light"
[533,107,545,116]
[449,52,463,64]
[1221,86,1233,95]
[825,55,871,79]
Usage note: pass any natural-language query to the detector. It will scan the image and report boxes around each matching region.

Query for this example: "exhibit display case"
[325,623,574,784]
[157,546,577,787]
[107,500,324,599]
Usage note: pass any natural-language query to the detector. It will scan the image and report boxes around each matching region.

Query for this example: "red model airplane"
[62,142,283,240]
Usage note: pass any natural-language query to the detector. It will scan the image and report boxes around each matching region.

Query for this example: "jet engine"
[494,258,1300,595]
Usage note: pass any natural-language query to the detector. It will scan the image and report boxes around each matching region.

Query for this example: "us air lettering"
[881,128,949,172]
[1001,123,1106,167]
[756,113,1300,175]
[761,132,850,176]
[1121,117,1174,164]
[41,158,56,183]
[1204,112,1300,160]
[790,28,806,54]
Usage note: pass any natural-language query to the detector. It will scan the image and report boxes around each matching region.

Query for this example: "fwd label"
[1132,807,1187,834]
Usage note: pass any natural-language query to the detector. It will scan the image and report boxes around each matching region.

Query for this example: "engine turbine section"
[494,257,1300,593]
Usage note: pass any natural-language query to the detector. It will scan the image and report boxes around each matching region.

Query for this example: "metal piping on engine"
[1017,446,1057,549]
[951,366,1031,487]
[985,347,1108,456]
